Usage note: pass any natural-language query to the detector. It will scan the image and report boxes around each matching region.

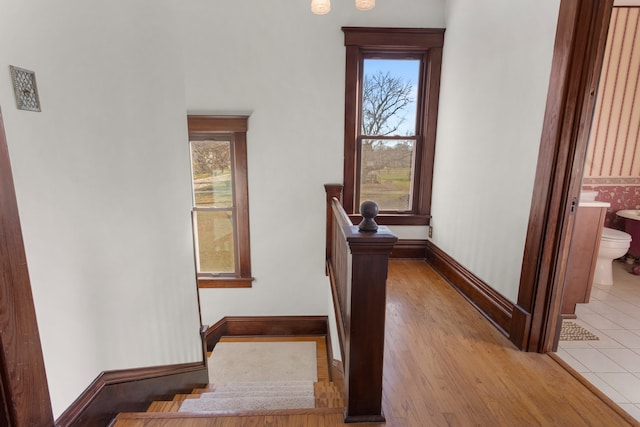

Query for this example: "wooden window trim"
[187,115,254,288]
[342,27,444,224]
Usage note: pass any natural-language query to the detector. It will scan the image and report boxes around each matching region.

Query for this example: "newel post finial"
[358,200,379,232]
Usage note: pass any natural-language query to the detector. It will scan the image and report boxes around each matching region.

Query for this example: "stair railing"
[324,184,397,423]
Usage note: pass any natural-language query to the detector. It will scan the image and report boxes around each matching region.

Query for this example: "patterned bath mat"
[560,321,599,341]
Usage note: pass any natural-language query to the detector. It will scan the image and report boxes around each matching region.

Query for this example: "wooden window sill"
[197,277,254,288]
[348,214,430,226]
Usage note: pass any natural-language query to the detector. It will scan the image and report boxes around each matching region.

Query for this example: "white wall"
[177,0,446,325]
[431,0,560,302]
[0,0,202,418]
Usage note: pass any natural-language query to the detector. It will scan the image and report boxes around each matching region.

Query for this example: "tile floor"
[557,260,640,422]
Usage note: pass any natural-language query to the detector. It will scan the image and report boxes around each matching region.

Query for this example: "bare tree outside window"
[362,70,414,137]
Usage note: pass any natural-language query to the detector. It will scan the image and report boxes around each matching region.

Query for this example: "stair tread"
[172,394,200,401]
[146,401,181,412]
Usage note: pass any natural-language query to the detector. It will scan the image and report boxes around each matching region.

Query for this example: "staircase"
[110,339,346,426]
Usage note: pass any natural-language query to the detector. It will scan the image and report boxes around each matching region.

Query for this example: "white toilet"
[593,227,632,285]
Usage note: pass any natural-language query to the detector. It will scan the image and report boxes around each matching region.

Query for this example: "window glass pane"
[362,59,420,137]
[190,140,233,207]
[359,139,415,211]
[194,209,235,273]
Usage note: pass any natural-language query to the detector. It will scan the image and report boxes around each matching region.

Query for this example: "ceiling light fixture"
[311,0,331,15]
[311,0,376,15]
[355,0,375,11]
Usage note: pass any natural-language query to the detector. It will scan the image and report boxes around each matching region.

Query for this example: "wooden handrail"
[324,185,397,423]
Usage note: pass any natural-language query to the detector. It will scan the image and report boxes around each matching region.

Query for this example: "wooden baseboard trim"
[390,239,428,259]
[548,353,639,426]
[55,361,207,427]
[510,304,532,350]
[425,241,514,338]
[205,316,328,351]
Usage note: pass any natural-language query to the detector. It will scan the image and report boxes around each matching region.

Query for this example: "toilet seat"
[601,227,632,243]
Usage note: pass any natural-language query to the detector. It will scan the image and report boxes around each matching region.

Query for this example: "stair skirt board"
[55,362,208,427]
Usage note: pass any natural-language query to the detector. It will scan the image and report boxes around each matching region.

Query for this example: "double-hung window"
[187,115,253,288]
[343,27,444,224]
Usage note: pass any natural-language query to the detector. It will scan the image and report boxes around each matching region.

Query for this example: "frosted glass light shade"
[355,0,375,10]
[311,0,331,14]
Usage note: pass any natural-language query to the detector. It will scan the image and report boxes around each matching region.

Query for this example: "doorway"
[555,5,640,420]
[511,0,615,353]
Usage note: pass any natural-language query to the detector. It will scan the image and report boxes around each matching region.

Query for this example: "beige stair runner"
[115,338,345,423]
[177,380,316,413]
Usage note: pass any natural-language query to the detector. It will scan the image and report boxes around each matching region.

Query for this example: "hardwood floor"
[114,261,634,426]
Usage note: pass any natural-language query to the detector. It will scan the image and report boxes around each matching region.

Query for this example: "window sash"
[192,208,238,276]
[361,55,423,138]
[189,137,239,275]
[356,54,425,214]
[356,137,418,212]
[190,137,235,209]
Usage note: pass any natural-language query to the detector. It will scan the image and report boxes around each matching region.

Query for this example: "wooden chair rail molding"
[324,184,397,423]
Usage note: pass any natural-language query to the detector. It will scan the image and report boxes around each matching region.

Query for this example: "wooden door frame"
[511,0,614,353]
[0,106,54,425]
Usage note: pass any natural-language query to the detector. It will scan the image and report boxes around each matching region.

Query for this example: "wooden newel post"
[324,187,397,423]
[344,201,396,423]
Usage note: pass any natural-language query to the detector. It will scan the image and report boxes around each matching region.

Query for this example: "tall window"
[187,116,253,288]
[343,27,444,224]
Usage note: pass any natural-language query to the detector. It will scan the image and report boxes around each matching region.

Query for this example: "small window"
[343,27,444,225]
[187,116,253,288]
